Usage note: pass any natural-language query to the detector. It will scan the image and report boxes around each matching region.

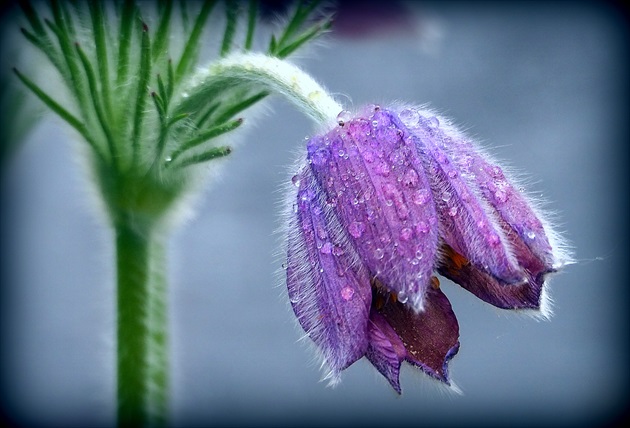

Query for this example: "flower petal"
[306,106,439,311]
[286,167,372,381]
[375,282,460,383]
[438,216,554,315]
[402,111,525,285]
[444,134,566,271]
[365,310,407,393]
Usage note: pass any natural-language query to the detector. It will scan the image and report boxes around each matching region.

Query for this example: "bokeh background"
[1,1,628,426]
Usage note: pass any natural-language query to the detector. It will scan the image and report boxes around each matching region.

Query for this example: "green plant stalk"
[115,214,168,426]
[16,3,336,426]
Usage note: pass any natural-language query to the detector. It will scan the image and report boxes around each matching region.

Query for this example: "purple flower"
[285,105,570,393]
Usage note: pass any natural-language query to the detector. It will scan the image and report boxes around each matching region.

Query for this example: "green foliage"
[14,2,333,425]
[16,0,331,219]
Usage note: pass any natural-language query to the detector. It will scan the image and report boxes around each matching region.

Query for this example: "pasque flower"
[286,105,570,393]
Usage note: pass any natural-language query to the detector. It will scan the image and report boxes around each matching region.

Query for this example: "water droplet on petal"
[448,206,458,217]
[400,109,420,127]
[341,286,354,301]
[412,189,430,205]
[374,248,385,260]
[309,148,329,166]
[416,221,430,234]
[375,161,390,176]
[487,233,500,246]
[495,189,508,203]
[165,156,172,162]
[362,150,375,163]
[526,231,536,240]
[400,227,413,241]
[316,225,328,240]
[291,174,301,187]
[398,291,409,304]
[337,110,352,126]
[402,169,419,187]
[332,245,345,256]
[348,221,366,238]
[320,242,333,254]
[428,116,440,128]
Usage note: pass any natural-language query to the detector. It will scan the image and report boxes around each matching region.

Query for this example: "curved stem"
[178,52,343,126]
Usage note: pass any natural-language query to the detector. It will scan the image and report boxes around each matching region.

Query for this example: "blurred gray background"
[1,2,628,427]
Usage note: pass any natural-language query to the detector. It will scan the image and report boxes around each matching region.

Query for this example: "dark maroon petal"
[306,106,439,311]
[365,310,407,394]
[286,167,372,379]
[437,216,555,312]
[376,283,460,383]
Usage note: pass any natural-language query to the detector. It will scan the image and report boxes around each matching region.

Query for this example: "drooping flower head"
[285,105,570,393]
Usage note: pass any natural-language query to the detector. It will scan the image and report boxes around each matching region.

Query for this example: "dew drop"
[337,110,352,126]
[400,109,420,126]
[491,166,504,179]
[316,225,328,240]
[435,151,449,165]
[181,92,189,98]
[428,116,440,128]
[309,148,329,166]
[398,291,409,304]
[494,189,508,203]
[448,206,458,217]
[416,221,430,234]
[372,120,379,128]
[341,286,355,301]
[362,150,375,163]
[526,231,536,240]
[400,227,413,241]
[291,174,301,187]
[412,189,430,205]
[487,233,500,246]
[402,169,419,187]
[164,156,172,162]
[410,257,420,266]
[375,161,390,176]
[348,221,366,238]
[332,245,345,256]
[374,248,385,260]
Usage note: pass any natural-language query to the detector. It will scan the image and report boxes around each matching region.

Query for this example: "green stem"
[116,217,168,427]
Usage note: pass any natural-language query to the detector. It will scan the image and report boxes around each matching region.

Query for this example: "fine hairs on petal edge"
[394,101,573,314]
[275,101,573,390]
[273,154,349,387]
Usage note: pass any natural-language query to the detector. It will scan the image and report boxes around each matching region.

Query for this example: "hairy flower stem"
[176,52,343,128]
[115,215,167,427]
